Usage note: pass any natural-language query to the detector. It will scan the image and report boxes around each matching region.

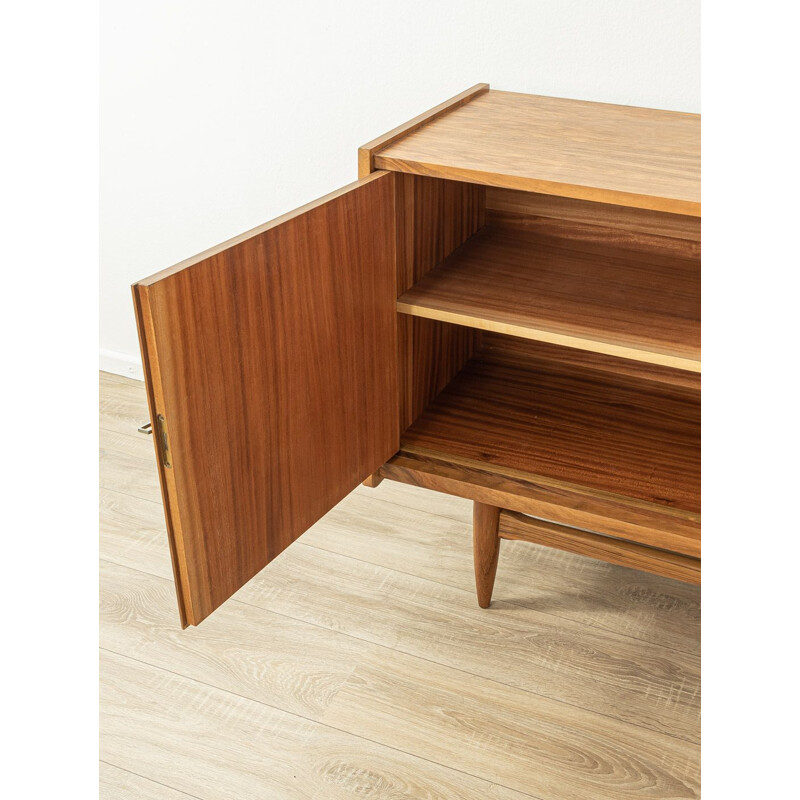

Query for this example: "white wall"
[100,0,699,378]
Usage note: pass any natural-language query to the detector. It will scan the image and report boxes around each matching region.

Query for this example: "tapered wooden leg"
[473,502,501,608]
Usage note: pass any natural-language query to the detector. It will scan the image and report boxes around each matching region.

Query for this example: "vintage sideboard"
[134,84,700,627]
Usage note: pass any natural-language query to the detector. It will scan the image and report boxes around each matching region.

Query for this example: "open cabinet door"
[133,171,398,627]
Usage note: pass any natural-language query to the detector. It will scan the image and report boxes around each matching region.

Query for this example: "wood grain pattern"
[102,542,699,746]
[400,316,479,430]
[101,649,319,799]
[481,333,701,390]
[361,472,384,488]
[398,224,700,372]
[133,289,192,626]
[395,174,486,293]
[381,450,700,558]
[100,762,195,800]
[99,374,157,435]
[100,489,173,579]
[473,502,500,608]
[486,188,701,250]
[132,171,398,626]
[100,558,372,720]
[499,510,700,585]
[358,83,489,179]
[488,208,701,260]
[374,90,700,215]
[102,650,532,800]
[323,648,700,799]
[100,429,161,500]
[401,343,700,515]
[237,539,700,743]
[394,173,485,432]
[381,338,700,557]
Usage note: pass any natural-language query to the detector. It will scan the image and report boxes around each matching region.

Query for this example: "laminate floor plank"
[101,520,700,740]
[100,650,535,800]
[100,762,200,800]
[101,476,700,656]
[100,488,173,579]
[100,558,370,720]
[99,372,153,435]
[354,480,473,523]
[100,428,161,501]
[102,369,142,385]
[322,647,700,800]
[303,488,701,655]
[234,542,700,742]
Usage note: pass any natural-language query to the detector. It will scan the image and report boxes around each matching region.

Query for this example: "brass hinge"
[156,414,172,468]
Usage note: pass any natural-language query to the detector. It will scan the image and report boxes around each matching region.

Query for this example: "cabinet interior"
[395,174,701,525]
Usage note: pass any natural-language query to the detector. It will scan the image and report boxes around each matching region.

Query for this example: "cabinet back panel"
[481,333,701,392]
[486,188,700,259]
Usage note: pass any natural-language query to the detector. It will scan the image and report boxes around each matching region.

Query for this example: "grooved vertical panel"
[395,174,485,432]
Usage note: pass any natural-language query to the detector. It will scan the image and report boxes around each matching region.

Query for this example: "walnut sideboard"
[133,84,700,628]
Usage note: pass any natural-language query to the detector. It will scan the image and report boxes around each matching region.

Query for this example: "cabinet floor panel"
[397,224,700,372]
[400,342,700,517]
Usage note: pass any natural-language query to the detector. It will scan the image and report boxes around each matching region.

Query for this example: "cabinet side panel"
[395,174,485,432]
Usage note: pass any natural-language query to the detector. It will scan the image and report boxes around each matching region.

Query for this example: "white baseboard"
[100,349,144,381]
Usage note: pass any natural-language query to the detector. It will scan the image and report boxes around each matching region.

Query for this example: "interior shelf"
[399,340,701,517]
[397,225,701,372]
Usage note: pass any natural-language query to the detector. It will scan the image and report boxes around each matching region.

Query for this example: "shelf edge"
[397,301,701,374]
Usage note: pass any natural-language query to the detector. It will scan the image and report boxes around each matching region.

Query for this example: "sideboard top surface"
[374,90,700,216]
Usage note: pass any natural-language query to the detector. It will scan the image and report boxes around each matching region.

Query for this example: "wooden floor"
[99,371,700,799]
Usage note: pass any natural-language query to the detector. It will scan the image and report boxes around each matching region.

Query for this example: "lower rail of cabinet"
[371,451,701,607]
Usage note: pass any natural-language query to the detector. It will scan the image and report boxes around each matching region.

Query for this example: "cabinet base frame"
[378,454,700,607]
[379,449,700,558]
[473,505,701,607]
